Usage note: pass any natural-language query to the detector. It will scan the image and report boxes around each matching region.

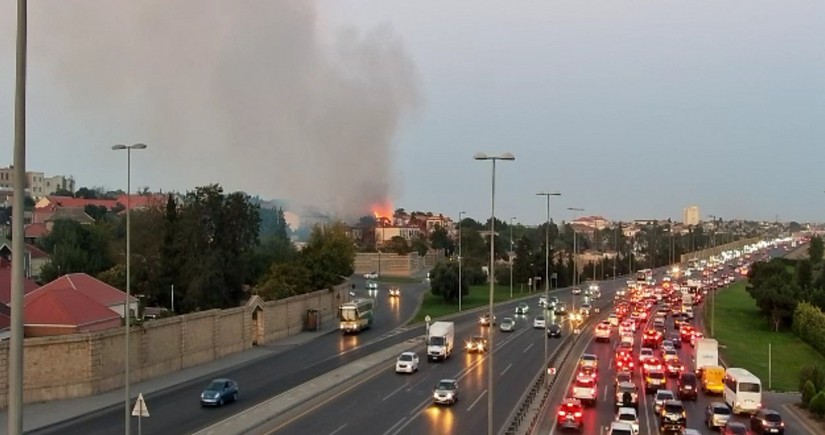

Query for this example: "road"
[538,246,810,434]
[259,278,628,435]
[31,276,429,435]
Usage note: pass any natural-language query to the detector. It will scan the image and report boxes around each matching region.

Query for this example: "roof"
[24,223,49,238]
[45,207,95,224]
[45,196,118,209]
[0,264,41,304]
[32,273,136,307]
[24,286,121,328]
[0,238,50,259]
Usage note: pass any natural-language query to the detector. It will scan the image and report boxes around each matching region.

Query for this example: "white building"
[683,206,700,226]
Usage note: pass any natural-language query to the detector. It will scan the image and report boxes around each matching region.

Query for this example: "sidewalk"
[0,321,339,433]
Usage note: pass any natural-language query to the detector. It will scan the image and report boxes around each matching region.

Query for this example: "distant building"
[0,165,75,196]
[683,206,700,226]
[573,216,609,230]
[375,225,422,246]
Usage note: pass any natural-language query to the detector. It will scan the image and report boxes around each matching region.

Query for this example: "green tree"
[299,222,356,291]
[257,261,312,300]
[797,259,814,290]
[386,236,411,254]
[411,234,429,256]
[53,188,74,196]
[809,391,825,417]
[429,225,453,254]
[810,236,824,265]
[84,204,108,221]
[511,235,534,285]
[429,261,468,303]
[802,380,817,408]
[748,274,799,331]
[75,186,101,199]
[39,220,115,282]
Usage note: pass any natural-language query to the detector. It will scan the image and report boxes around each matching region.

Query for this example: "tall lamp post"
[509,217,516,298]
[112,143,147,435]
[458,211,466,311]
[567,207,584,312]
[537,192,561,387]
[474,152,515,435]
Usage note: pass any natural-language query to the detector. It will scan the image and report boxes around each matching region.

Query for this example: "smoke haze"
[23,0,420,218]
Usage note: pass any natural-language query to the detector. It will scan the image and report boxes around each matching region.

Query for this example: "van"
[702,365,725,394]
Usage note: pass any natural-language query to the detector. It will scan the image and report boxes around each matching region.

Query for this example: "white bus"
[723,367,762,414]
[338,298,374,334]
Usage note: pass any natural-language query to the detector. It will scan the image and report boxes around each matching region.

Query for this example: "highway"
[31,276,429,435]
[538,246,809,434]
[259,279,625,435]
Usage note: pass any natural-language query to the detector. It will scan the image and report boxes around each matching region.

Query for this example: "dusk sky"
[1,1,823,224]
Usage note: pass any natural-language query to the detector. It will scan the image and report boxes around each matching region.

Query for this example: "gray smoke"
[30,0,419,219]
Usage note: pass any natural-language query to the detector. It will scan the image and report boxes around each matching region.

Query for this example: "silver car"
[704,401,731,429]
[500,317,516,332]
[433,379,459,405]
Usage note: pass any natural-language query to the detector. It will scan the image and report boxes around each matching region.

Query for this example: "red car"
[557,398,584,431]
[616,354,635,371]
[666,359,683,377]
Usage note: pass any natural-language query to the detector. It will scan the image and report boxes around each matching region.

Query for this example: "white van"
[723,367,762,414]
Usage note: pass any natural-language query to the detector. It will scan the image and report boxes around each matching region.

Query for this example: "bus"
[636,269,653,283]
[723,367,762,414]
[338,298,374,334]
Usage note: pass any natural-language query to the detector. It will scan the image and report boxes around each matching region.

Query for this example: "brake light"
[558,410,566,416]
[574,412,582,418]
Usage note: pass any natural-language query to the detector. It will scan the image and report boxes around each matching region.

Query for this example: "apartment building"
[0,166,76,197]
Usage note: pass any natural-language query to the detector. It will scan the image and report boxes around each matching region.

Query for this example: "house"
[424,214,453,234]
[0,238,49,279]
[573,216,609,230]
[0,260,42,334]
[23,287,122,336]
[375,225,422,246]
[34,273,138,318]
[33,194,163,224]
[23,222,49,244]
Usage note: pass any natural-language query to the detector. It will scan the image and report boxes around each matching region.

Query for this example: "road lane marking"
[500,363,513,376]
[524,343,534,353]
[382,384,407,401]
[329,423,348,435]
[603,385,608,401]
[466,389,488,411]
[381,417,407,435]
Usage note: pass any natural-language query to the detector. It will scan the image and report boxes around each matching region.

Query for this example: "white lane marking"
[381,418,407,435]
[524,343,534,353]
[329,423,348,435]
[466,389,488,411]
[603,385,608,401]
[500,363,513,376]
[382,383,407,401]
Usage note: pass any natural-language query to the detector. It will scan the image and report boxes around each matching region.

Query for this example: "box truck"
[427,321,455,361]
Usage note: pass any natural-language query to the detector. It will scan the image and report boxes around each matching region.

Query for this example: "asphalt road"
[31,276,429,435]
[260,278,627,435]
[538,246,809,435]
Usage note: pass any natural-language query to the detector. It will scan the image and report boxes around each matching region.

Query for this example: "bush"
[793,302,825,356]
[799,364,825,392]
[802,380,817,408]
[809,391,825,417]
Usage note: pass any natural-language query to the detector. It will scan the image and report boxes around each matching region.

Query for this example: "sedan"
[533,316,547,329]
[546,323,562,338]
[515,302,530,315]
[571,287,582,295]
[200,378,239,407]
[395,351,419,374]
[615,407,640,434]
[500,317,516,332]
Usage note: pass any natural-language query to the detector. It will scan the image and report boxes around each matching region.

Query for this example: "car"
[515,302,530,315]
[466,336,488,353]
[500,317,516,332]
[572,376,597,406]
[665,358,683,377]
[750,408,784,434]
[595,323,611,342]
[580,303,592,316]
[645,370,667,394]
[653,389,675,413]
[616,340,633,354]
[533,316,546,329]
[616,406,640,434]
[554,304,568,315]
[577,365,597,381]
[682,429,701,435]
[395,351,419,373]
[680,324,694,342]
[579,353,598,369]
[620,333,634,346]
[615,354,634,371]
[663,348,679,362]
[608,421,635,435]
[557,398,584,431]
[668,332,682,349]
[608,313,619,326]
[677,372,698,400]
[643,329,663,347]
[479,312,496,326]
[659,400,687,432]
[363,271,378,279]
[639,347,654,362]
[388,287,401,297]
[200,378,239,407]
[366,280,378,290]
[661,340,675,353]
[690,331,704,347]
[614,371,632,389]
[705,401,732,430]
[722,421,749,435]
[433,379,459,405]
[546,323,562,338]
[615,381,638,409]
[571,286,582,295]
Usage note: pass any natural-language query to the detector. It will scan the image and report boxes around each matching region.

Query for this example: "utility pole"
[538,192,561,388]
[458,211,465,311]
[613,222,619,279]
[510,217,516,298]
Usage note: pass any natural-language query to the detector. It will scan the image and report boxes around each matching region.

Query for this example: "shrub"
[799,364,825,392]
[802,380,817,408]
[793,302,825,355]
[809,391,825,417]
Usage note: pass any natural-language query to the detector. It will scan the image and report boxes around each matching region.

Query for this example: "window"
[739,382,760,393]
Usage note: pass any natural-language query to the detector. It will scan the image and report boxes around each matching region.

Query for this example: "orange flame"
[370,202,394,223]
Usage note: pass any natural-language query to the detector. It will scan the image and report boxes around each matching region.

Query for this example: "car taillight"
[574,412,582,417]
[558,410,566,416]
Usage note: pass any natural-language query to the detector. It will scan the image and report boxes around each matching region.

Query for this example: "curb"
[782,403,825,435]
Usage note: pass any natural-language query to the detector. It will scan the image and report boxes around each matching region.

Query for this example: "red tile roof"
[24,223,49,238]
[24,286,121,329]
[35,273,136,308]
[46,196,118,209]
[0,264,41,305]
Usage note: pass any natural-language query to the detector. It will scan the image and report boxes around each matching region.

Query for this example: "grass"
[706,280,825,392]
[411,284,538,324]
[375,275,423,284]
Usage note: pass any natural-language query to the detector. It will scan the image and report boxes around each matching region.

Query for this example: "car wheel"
[218,398,224,407]
[233,392,238,402]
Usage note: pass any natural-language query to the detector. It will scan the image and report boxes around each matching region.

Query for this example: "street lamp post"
[537,192,561,387]
[568,207,584,311]
[509,217,516,298]
[458,211,466,311]
[474,152,515,435]
[112,143,147,435]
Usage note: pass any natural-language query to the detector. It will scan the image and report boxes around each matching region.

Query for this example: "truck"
[694,338,719,374]
[427,321,455,361]
[682,292,694,307]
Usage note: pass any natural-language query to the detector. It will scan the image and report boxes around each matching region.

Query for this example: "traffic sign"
[132,393,150,417]
[547,367,557,375]
[425,315,431,323]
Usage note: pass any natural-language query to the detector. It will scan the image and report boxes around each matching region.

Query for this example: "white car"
[364,272,378,279]
[367,281,378,290]
[620,333,634,346]
[533,316,546,329]
[608,421,634,435]
[608,314,619,327]
[388,287,401,297]
[615,407,639,434]
[595,323,611,342]
[571,287,582,295]
[395,351,419,374]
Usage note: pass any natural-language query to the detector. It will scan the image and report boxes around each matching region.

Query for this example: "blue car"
[200,378,239,407]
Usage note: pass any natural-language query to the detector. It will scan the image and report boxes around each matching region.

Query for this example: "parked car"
[200,378,239,407]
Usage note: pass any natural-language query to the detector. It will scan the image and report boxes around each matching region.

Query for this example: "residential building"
[0,165,75,196]
[36,273,139,318]
[573,215,609,230]
[683,205,700,226]
[424,214,453,233]
[375,225,422,246]
[24,287,122,337]
[0,239,49,279]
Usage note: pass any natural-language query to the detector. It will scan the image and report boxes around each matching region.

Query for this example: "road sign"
[547,367,557,375]
[132,393,150,417]
[425,315,431,323]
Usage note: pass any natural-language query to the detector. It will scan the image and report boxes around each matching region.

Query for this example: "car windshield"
[764,413,782,422]
[575,378,595,387]
[436,381,455,390]
[664,403,683,413]
[618,384,635,394]
[612,428,633,435]
[399,354,413,362]
[207,381,225,390]
[429,336,445,346]
[618,413,635,421]
[656,392,674,400]
[712,405,731,414]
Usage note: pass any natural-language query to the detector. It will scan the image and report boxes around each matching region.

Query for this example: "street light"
[509,217,516,299]
[537,192,561,387]
[474,151,515,435]
[458,211,466,312]
[112,143,147,435]
[567,207,584,312]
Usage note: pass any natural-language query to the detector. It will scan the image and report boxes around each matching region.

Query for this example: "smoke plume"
[30,0,419,219]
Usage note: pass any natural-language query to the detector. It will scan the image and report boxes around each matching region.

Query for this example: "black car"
[554,304,568,316]
[659,400,686,432]
[668,332,682,349]
[677,372,698,401]
[546,323,562,338]
[750,408,785,434]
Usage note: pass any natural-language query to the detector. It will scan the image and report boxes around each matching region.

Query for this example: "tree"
[411,234,429,256]
[39,220,115,282]
[429,261,468,303]
[84,204,108,221]
[53,188,74,196]
[75,186,101,199]
[511,235,534,285]
[429,225,453,254]
[748,273,799,331]
[257,261,312,300]
[386,236,411,255]
[797,259,814,290]
[298,222,356,290]
[810,236,824,265]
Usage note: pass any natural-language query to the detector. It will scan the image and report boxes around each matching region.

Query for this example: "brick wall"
[0,283,348,408]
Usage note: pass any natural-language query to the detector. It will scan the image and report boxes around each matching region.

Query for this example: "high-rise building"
[683,206,700,226]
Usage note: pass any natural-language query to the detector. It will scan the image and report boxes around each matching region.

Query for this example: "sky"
[1,1,824,224]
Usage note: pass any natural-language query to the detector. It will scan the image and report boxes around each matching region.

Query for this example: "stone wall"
[0,283,348,407]
[354,251,445,277]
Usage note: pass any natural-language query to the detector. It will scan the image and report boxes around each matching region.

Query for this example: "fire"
[371,202,394,223]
